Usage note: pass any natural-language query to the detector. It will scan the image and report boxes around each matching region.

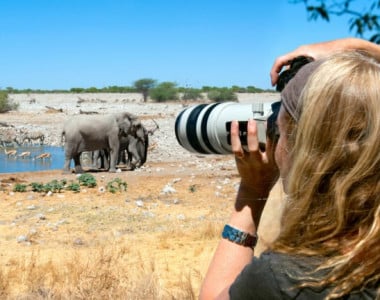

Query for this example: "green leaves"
[295,0,380,43]
[0,91,19,113]
[78,174,97,188]
[106,178,128,194]
[13,175,127,194]
[150,82,179,102]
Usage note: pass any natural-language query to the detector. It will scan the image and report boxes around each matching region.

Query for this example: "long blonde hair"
[272,52,380,298]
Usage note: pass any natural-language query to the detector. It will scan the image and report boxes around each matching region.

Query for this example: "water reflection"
[0,145,65,174]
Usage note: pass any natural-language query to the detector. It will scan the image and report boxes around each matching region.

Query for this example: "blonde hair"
[273,52,380,298]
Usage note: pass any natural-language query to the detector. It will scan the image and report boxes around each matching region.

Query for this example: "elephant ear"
[116,112,142,136]
[130,119,142,135]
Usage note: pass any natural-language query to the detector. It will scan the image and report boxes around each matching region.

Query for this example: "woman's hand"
[199,119,279,300]
[270,38,380,86]
[231,119,279,202]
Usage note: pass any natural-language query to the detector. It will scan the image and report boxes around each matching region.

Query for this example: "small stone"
[27,194,35,200]
[73,238,84,246]
[177,214,185,220]
[172,178,181,183]
[161,184,176,194]
[36,213,46,220]
[17,235,28,243]
[135,200,144,207]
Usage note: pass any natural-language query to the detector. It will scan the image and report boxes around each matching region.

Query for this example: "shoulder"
[229,252,283,299]
[230,251,378,300]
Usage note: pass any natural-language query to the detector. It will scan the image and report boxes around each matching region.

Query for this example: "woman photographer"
[200,40,380,299]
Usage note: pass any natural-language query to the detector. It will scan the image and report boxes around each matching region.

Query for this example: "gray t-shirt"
[229,251,377,299]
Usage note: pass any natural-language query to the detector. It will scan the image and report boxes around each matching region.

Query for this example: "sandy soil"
[0,93,284,297]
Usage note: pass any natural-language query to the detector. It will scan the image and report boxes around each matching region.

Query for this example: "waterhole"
[0,145,65,174]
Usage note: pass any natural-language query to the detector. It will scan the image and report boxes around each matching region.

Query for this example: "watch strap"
[222,224,257,249]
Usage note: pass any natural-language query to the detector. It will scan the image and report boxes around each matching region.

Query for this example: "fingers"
[270,56,291,86]
[231,119,261,159]
[246,119,259,153]
[270,44,315,86]
[231,120,244,158]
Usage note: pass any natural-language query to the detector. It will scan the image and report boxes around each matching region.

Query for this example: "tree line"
[0,78,274,112]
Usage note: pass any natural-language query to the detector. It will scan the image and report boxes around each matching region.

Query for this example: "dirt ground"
[0,93,284,298]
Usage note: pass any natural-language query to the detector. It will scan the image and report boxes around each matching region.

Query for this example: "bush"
[43,180,65,193]
[30,182,45,192]
[12,175,127,194]
[207,88,237,102]
[13,183,27,192]
[0,91,19,113]
[106,178,127,193]
[181,88,203,101]
[78,173,97,187]
[66,182,81,193]
[150,82,178,102]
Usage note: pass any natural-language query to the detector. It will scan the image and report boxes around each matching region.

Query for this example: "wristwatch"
[222,224,258,249]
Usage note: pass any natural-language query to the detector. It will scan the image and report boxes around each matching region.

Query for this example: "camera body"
[175,101,279,154]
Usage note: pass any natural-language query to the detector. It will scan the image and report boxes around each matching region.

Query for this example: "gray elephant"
[91,149,110,170]
[93,120,159,170]
[62,112,141,173]
[119,120,159,169]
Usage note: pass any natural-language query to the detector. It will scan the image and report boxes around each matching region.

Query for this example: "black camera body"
[175,101,279,154]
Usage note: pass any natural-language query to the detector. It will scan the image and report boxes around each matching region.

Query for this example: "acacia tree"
[133,78,156,102]
[292,0,380,43]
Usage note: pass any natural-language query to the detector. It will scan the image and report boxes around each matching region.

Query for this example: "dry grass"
[0,159,283,299]
[0,167,233,299]
[0,225,221,300]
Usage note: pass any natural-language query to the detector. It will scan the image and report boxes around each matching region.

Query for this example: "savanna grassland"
[0,93,283,299]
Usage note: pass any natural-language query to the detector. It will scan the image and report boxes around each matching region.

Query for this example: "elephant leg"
[63,147,73,173]
[103,149,110,170]
[73,153,84,173]
[63,157,72,174]
[108,147,119,172]
[97,149,110,170]
[92,150,99,168]
[118,149,128,165]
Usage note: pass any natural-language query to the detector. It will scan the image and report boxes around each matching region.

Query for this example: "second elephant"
[93,120,159,170]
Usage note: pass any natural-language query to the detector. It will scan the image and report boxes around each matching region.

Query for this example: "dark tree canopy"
[292,0,380,43]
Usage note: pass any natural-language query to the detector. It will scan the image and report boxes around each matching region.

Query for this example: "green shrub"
[181,88,203,101]
[207,88,237,102]
[150,82,178,102]
[66,182,81,193]
[189,184,197,193]
[0,91,19,113]
[13,183,27,192]
[106,178,127,193]
[78,173,97,187]
[30,182,45,192]
[43,180,65,193]
[246,85,265,93]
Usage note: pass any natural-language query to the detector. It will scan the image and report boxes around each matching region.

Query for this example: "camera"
[175,101,280,154]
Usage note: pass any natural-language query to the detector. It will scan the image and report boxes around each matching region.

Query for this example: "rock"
[36,213,46,220]
[135,200,144,207]
[161,184,176,194]
[17,235,28,243]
